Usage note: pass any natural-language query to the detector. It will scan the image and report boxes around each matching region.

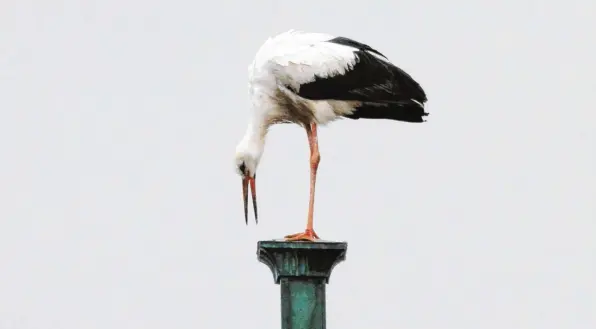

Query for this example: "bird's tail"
[345,99,429,123]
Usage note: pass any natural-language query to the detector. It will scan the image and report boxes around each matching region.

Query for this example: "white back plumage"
[248,30,364,92]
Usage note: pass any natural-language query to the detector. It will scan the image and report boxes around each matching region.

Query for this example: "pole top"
[257,240,348,284]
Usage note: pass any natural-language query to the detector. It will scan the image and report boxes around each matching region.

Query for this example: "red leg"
[285,123,321,242]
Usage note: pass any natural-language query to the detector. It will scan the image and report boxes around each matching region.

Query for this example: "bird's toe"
[283,229,320,242]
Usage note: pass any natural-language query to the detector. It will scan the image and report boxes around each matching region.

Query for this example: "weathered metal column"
[257,240,348,329]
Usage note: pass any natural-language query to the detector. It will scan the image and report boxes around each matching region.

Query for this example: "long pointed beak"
[242,176,258,224]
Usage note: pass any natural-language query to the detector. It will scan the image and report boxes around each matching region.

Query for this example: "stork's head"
[235,132,264,225]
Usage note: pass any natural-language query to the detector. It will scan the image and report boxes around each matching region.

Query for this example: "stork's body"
[235,30,428,241]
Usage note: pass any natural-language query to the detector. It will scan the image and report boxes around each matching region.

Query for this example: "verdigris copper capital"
[257,240,347,284]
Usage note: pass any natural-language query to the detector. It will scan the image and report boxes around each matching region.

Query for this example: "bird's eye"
[238,162,247,175]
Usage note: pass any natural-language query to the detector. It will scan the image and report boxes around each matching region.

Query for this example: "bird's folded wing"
[249,31,426,104]
[265,42,359,92]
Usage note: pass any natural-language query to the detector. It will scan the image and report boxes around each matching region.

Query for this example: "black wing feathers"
[326,36,388,59]
[296,37,427,105]
[289,36,428,122]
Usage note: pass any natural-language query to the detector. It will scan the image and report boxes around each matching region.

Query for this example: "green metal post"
[257,240,348,329]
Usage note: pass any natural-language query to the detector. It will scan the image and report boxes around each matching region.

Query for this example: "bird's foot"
[284,229,320,242]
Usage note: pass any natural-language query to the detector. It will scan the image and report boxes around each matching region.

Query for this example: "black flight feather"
[294,36,428,122]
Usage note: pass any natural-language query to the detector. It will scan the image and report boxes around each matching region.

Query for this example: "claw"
[284,229,320,242]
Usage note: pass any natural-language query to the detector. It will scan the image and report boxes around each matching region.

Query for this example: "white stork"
[235,30,428,242]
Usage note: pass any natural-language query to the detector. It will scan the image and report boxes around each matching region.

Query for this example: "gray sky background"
[1,1,594,328]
